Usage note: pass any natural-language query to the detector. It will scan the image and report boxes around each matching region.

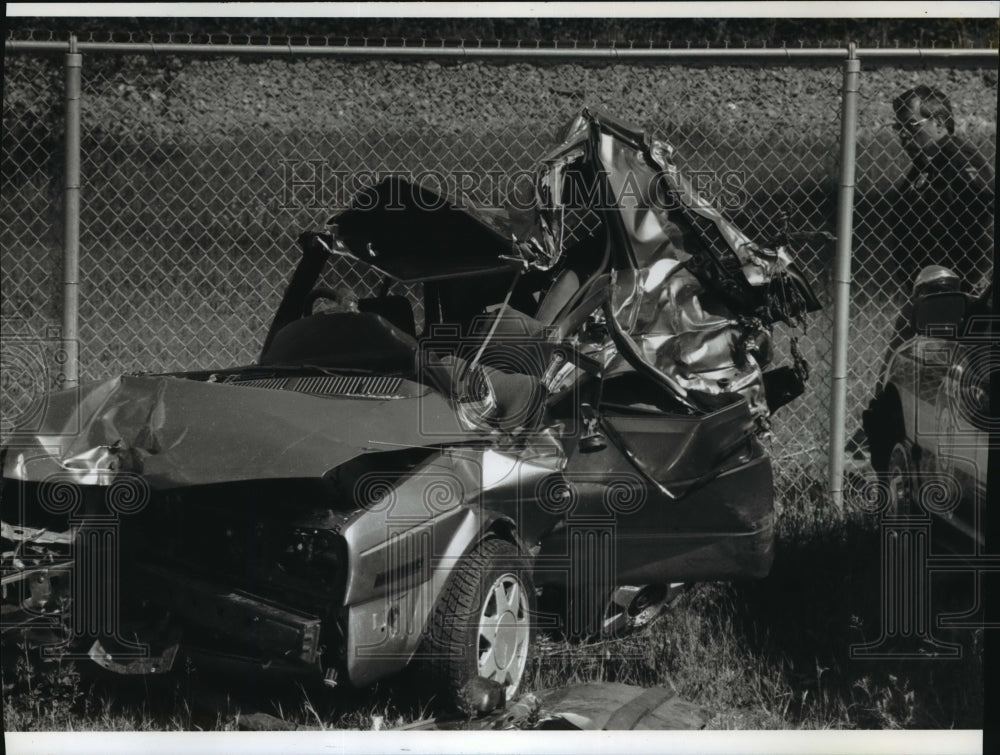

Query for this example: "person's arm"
[954,141,995,288]
[951,140,994,210]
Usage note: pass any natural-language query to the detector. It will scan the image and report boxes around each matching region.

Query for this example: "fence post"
[61,33,82,389]
[829,43,861,508]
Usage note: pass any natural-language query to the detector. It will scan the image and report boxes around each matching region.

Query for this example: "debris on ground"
[392,681,710,730]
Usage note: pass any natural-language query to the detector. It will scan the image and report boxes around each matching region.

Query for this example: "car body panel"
[3,373,474,490]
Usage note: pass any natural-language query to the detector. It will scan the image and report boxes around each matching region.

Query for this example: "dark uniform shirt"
[893,135,995,289]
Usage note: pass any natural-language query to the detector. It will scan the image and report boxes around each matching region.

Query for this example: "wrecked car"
[1,109,820,706]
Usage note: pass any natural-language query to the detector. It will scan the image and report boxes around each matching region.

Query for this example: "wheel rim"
[477,572,530,699]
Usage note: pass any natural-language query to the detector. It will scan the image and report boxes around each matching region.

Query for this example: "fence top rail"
[5,38,999,62]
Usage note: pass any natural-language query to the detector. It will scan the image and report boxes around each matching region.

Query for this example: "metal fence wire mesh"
[1,48,996,502]
[1,52,67,434]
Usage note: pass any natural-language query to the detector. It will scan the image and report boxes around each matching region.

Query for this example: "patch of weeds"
[2,637,85,730]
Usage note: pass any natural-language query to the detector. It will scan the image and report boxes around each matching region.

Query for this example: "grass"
[2,477,984,732]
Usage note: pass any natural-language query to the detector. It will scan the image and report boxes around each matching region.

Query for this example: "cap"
[913,265,960,296]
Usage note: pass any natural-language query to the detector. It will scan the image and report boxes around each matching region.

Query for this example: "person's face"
[895,97,948,158]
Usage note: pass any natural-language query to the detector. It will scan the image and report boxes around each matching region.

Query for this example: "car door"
[932,330,991,550]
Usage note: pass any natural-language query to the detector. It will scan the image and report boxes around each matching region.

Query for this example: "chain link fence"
[1,39,995,503]
[1,51,67,433]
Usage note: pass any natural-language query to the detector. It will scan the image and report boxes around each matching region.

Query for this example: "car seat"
[358,295,417,337]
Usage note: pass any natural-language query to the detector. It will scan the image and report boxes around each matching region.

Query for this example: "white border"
[1,730,987,754]
[5,2,1000,19]
[1,5,993,755]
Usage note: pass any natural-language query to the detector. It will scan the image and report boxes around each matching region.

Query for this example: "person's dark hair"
[893,85,955,134]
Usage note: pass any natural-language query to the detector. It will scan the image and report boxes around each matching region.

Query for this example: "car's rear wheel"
[865,389,902,473]
[887,441,917,517]
[420,537,534,707]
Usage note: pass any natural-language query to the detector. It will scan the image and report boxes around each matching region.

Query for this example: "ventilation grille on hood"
[225,374,409,399]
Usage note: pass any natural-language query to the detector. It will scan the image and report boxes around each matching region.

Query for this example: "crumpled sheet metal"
[609,249,770,417]
[400,682,711,730]
[3,374,476,489]
[535,112,790,416]
[530,682,710,730]
[1,521,73,546]
[538,110,765,273]
[598,128,773,415]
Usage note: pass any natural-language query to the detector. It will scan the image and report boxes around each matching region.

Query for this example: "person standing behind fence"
[890,85,995,292]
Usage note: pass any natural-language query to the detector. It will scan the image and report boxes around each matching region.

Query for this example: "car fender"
[341,495,531,688]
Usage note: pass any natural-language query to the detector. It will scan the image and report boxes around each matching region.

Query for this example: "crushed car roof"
[328,175,539,283]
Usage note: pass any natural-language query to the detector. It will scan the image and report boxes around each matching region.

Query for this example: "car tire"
[887,441,917,517]
[865,389,902,472]
[420,537,534,708]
